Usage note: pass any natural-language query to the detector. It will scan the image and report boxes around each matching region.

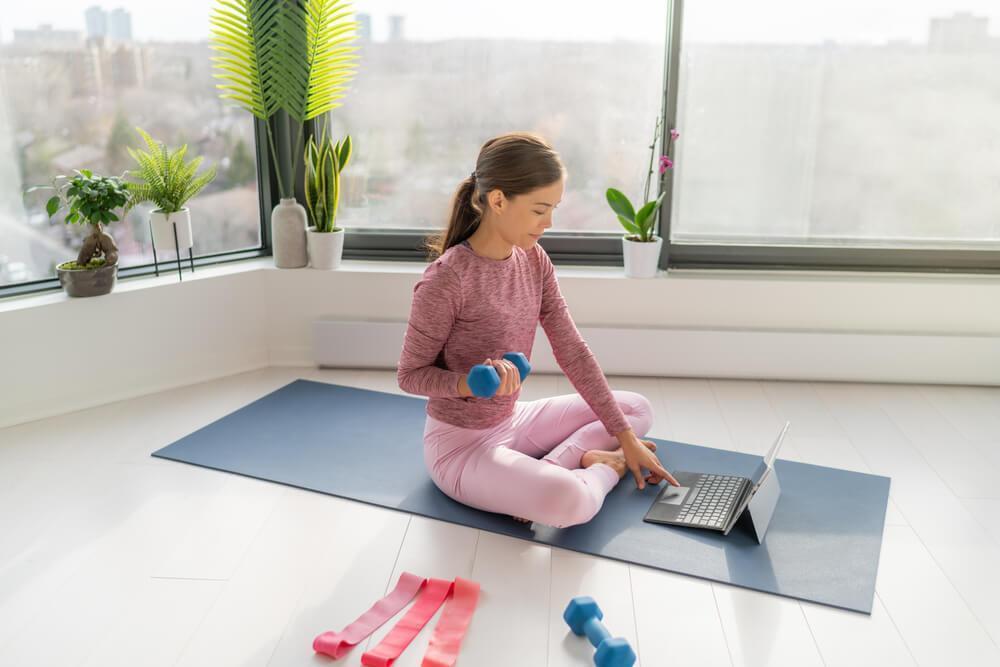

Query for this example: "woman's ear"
[487,188,506,215]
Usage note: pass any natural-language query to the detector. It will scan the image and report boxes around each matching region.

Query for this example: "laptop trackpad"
[658,486,695,505]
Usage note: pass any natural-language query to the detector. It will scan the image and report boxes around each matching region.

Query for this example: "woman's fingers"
[638,448,680,487]
[657,463,680,487]
[628,461,646,490]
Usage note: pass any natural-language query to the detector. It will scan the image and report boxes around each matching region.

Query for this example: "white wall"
[1,256,997,430]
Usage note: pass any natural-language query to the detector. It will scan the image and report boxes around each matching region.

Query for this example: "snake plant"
[208,0,361,201]
[122,127,217,216]
[304,120,352,232]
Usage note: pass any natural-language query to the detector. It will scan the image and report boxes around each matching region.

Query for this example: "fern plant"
[209,0,361,201]
[122,127,217,216]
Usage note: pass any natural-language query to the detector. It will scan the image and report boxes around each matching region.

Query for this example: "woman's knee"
[536,474,601,528]
[614,390,654,435]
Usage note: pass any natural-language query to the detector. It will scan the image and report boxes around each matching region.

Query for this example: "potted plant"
[24,169,130,297]
[208,0,361,269]
[121,126,217,269]
[606,117,680,278]
[304,119,352,269]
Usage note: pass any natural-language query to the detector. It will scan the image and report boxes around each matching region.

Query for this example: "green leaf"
[337,134,352,170]
[45,196,60,217]
[606,188,635,222]
[617,214,640,235]
[275,0,361,122]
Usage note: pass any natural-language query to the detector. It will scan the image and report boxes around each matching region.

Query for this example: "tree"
[228,137,256,186]
[106,108,133,174]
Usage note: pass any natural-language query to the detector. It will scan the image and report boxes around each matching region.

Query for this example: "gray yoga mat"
[151,378,890,614]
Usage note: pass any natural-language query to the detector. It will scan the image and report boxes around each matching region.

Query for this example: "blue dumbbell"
[563,596,636,667]
[467,352,531,398]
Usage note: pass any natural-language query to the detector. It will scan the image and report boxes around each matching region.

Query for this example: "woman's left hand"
[619,431,680,490]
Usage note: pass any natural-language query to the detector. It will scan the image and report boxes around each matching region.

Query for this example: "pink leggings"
[423,390,654,528]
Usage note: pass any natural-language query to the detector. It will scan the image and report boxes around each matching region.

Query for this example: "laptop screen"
[751,421,791,485]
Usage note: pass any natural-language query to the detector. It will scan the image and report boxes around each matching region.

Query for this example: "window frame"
[658,0,1000,275]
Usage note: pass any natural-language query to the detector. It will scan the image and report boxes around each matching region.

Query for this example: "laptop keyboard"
[676,474,744,529]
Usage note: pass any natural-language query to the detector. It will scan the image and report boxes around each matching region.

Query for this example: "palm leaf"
[209,0,282,120]
[277,0,361,123]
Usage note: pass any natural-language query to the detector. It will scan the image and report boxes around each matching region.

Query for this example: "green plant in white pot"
[24,169,130,297]
[304,119,352,269]
[122,127,217,274]
[606,117,680,278]
[209,0,360,269]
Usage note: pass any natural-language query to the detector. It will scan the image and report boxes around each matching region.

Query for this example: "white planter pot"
[307,226,345,270]
[149,208,192,252]
[622,234,663,278]
[272,197,308,268]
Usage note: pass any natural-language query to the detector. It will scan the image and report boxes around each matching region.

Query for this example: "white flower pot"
[307,226,345,269]
[622,234,663,278]
[149,207,192,252]
[271,197,308,268]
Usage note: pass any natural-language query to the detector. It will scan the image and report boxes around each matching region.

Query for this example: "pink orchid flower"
[670,128,680,141]
[658,155,674,174]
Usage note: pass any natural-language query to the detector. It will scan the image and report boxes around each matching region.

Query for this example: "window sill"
[4,253,1000,315]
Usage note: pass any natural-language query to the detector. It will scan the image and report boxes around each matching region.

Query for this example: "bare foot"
[581,448,628,478]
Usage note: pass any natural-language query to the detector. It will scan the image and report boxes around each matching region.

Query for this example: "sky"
[0,0,998,45]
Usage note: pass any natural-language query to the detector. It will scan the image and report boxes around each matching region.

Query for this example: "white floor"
[1,366,999,667]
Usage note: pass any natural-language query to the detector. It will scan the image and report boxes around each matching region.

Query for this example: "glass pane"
[323,1,668,235]
[1,3,261,288]
[671,2,1000,249]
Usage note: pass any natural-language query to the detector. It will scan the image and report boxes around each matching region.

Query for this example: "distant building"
[388,15,405,42]
[109,8,133,42]
[928,12,992,53]
[356,13,372,43]
[84,5,132,44]
[11,24,84,52]
[85,5,108,40]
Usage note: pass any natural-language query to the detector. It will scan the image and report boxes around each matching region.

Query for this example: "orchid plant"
[606,117,680,242]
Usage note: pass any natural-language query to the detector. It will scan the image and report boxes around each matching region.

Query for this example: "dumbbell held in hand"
[563,596,636,667]
[467,352,532,398]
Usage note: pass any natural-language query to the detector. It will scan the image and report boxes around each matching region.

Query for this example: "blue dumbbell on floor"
[467,352,531,398]
[563,596,636,667]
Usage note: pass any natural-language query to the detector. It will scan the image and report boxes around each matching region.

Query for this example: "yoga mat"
[151,379,891,614]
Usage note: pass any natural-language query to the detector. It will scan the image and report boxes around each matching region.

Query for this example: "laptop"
[643,421,791,540]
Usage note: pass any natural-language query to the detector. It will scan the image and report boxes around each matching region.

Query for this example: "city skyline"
[1,1,999,46]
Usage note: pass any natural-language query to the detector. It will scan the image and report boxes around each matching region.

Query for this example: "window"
[0,2,263,290]
[669,1,1000,257]
[324,1,669,243]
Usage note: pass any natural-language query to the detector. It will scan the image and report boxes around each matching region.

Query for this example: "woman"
[397,132,679,528]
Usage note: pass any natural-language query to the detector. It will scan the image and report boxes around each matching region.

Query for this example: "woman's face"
[487,178,564,249]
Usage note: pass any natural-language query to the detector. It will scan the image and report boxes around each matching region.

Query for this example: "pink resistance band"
[361,578,453,667]
[362,576,481,667]
[421,577,481,667]
[313,571,426,659]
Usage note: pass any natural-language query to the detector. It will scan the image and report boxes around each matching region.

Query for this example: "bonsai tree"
[25,169,131,269]
[121,126,217,217]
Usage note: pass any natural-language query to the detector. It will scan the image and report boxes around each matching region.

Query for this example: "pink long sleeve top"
[397,239,631,437]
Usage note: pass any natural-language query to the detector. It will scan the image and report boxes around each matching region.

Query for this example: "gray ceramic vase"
[271,197,308,268]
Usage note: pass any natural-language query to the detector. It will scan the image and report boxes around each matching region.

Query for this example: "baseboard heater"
[312,317,1000,386]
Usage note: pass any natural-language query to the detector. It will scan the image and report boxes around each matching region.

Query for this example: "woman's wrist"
[615,428,636,443]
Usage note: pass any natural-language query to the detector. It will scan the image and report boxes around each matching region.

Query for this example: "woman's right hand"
[483,357,522,396]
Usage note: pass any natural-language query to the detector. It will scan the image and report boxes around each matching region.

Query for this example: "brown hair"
[422,131,565,260]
